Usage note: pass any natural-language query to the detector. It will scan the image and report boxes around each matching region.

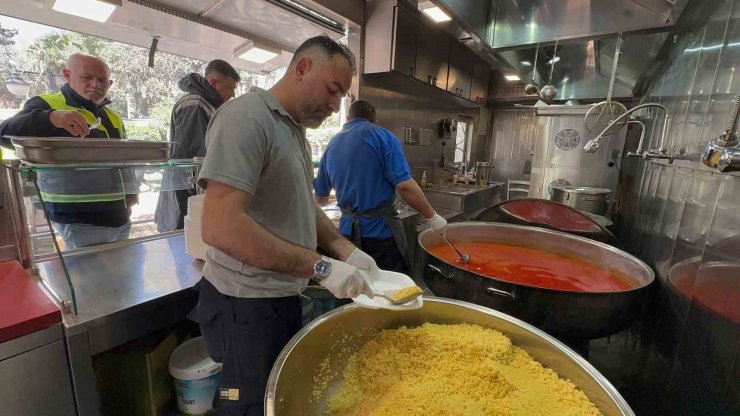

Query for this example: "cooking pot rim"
[552,186,612,194]
[418,222,654,294]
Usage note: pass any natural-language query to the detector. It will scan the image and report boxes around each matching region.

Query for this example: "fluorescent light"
[504,74,521,82]
[520,61,532,66]
[235,41,280,64]
[422,6,452,22]
[53,0,117,22]
[547,56,560,65]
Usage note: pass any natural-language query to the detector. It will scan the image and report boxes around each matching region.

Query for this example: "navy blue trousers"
[194,277,301,416]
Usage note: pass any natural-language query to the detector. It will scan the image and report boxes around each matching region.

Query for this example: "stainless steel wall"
[487,109,537,184]
[359,82,480,181]
[618,0,740,413]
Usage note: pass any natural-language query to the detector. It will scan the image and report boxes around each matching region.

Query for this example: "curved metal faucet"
[584,103,673,162]
[702,95,740,172]
[625,120,646,158]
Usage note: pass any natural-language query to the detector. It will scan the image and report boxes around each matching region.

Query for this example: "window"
[0,15,282,143]
[454,118,473,165]
[0,14,284,250]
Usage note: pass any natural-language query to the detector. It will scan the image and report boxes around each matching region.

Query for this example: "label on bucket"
[174,372,221,415]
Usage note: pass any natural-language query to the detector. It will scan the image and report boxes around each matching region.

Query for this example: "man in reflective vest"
[0,53,136,250]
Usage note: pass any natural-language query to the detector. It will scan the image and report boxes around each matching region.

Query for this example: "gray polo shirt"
[197,87,316,298]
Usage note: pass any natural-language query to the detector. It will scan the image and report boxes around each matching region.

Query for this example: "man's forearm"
[315,204,355,261]
[397,180,435,218]
[202,207,320,278]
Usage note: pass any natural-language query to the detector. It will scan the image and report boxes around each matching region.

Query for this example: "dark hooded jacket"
[170,73,224,159]
[155,73,225,232]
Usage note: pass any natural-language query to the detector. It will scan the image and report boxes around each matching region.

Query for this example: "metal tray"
[8,136,173,165]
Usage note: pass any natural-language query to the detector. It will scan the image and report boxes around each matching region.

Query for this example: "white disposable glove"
[345,248,380,281]
[427,213,448,235]
[319,258,374,299]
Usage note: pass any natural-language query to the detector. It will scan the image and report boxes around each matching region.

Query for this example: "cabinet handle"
[428,264,453,280]
[410,66,414,77]
[486,287,516,300]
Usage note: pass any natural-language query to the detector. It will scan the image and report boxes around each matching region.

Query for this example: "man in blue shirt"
[315,99,447,273]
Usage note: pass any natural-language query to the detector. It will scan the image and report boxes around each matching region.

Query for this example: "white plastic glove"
[345,248,380,281]
[427,213,448,235]
[319,258,373,299]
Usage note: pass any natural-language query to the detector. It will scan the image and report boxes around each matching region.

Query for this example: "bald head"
[63,53,112,104]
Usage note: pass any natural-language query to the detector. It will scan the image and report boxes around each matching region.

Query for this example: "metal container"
[529,106,626,200]
[551,186,611,215]
[8,136,173,165]
[419,223,654,340]
[266,298,634,416]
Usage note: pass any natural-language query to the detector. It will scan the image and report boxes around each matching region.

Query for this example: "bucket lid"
[169,336,222,381]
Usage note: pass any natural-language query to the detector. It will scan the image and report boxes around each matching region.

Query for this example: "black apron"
[340,200,408,267]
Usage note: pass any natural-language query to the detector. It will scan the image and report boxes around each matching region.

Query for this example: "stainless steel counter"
[36,234,201,416]
[38,235,202,337]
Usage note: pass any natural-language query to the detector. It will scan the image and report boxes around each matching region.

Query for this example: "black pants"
[194,278,301,416]
[360,237,408,274]
[174,188,194,230]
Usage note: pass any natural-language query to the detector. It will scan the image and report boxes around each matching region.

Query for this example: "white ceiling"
[0,0,345,73]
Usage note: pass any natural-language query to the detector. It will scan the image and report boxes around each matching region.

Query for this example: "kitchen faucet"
[583,103,674,162]
[701,95,740,173]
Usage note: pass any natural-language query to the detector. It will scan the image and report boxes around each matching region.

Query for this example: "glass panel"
[0,161,204,314]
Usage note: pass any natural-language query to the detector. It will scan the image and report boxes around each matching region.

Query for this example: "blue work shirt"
[315,119,412,239]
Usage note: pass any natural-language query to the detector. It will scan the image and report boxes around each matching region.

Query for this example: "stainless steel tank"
[530,105,627,199]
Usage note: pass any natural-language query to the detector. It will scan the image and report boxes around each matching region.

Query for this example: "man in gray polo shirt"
[195,36,376,415]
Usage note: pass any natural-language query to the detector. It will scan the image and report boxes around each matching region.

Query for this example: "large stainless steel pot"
[551,186,611,215]
[419,223,654,339]
[266,298,634,416]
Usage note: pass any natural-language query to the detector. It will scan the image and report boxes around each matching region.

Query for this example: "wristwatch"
[313,256,332,282]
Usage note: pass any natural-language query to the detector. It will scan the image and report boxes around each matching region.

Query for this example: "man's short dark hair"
[348,99,376,123]
[290,35,356,75]
[205,59,240,81]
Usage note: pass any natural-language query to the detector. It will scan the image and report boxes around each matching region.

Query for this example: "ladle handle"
[443,235,467,262]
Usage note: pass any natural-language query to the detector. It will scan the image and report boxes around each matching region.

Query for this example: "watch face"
[314,259,332,279]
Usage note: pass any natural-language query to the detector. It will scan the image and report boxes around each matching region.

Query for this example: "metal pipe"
[625,120,646,157]
[584,103,670,157]
[722,95,740,143]
[702,95,740,172]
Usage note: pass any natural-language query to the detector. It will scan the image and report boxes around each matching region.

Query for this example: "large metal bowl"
[419,223,654,339]
[265,298,634,416]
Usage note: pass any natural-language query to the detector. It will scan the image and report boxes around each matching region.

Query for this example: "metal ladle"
[442,234,470,263]
[540,40,559,103]
[524,44,540,96]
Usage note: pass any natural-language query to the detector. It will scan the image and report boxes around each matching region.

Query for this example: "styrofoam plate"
[353,270,423,311]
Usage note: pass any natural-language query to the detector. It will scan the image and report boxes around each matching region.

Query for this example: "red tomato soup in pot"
[429,242,634,292]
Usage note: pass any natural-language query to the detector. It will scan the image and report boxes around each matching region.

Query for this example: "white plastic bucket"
[169,336,222,415]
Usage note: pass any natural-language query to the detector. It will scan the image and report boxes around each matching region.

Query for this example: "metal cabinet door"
[471,61,490,104]
[391,6,419,78]
[447,42,473,99]
[0,340,76,415]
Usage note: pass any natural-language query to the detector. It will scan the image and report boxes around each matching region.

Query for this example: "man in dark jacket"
[155,59,240,232]
[0,53,136,250]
